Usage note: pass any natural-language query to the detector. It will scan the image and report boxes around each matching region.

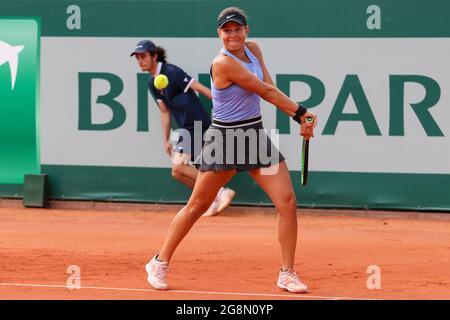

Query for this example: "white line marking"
[0,282,380,300]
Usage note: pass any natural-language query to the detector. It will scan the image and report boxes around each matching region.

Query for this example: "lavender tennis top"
[211,45,264,122]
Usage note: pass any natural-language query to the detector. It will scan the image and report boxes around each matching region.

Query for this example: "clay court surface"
[0,202,449,300]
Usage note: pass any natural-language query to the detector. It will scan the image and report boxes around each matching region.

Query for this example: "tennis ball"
[154,74,169,90]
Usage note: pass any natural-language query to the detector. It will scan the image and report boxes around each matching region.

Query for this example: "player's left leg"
[248,161,297,268]
[248,161,307,293]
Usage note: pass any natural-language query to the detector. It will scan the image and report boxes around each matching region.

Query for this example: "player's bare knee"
[186,201,210,220]
[171,164,184,180]
[277,192,297,214]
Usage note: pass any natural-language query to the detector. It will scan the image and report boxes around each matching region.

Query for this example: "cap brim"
[130,49,147,56]
[218,18,245,28]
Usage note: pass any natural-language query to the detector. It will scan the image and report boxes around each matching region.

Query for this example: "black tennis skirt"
[194,115,285,172]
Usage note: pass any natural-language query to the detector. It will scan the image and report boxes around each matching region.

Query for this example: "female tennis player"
[145,7,317,293]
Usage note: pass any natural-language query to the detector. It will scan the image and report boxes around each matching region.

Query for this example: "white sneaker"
[277,269,308,293]
[216,188,236,214]
[145,255,169,290]
[202,198,219,217]
[203,188,236,217]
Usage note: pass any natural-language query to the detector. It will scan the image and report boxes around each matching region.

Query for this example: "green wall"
[1,1,449,212]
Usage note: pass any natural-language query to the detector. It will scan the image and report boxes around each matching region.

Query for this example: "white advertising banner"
[41,37,450,174]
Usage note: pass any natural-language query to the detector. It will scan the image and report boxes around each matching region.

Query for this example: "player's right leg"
[146,169,236,289]
[171,151,235,216]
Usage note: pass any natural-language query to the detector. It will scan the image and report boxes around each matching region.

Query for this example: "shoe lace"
[156,263,169,280]
[285,270,301,283]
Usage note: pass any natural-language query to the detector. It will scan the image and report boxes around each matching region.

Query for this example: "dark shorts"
[194,115,285,172]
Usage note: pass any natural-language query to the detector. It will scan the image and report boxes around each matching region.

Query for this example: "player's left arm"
[246,41,316,139]
[246,41,275,86]
[190,80,212,100]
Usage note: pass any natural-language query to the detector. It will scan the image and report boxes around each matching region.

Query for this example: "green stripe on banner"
[37,165,450,212]
[0,0,450,37]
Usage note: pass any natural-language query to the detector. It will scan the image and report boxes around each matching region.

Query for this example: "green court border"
[10,165,444,212]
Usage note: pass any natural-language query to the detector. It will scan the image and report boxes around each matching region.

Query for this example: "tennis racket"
[301,117,313,186]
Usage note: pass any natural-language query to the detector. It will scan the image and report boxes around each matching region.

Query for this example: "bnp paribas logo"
[0,40,25,90]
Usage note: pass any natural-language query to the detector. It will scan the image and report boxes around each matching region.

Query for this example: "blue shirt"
[211,45,263,122]
[148,62,211,130]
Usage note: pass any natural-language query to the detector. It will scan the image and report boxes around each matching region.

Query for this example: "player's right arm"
[157,100,173,156]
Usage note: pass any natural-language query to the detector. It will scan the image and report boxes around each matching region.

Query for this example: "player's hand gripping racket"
[301,117,314,186]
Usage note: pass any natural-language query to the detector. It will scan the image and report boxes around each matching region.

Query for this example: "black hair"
[149,47,167,63]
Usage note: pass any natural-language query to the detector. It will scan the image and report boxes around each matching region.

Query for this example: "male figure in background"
[131,40,235,216]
